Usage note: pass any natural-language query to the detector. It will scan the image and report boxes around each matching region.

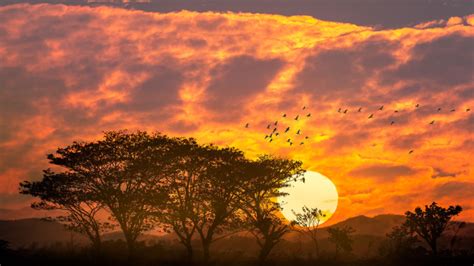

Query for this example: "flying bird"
[272,128,277,132]
[282,113,287,117]
[408,150,414,154]
[368,114,374,119]
[302,106,307,110]
[379,105,384,110]
[437,108,442,112]
[295,115,299,120]
[267,124,271,129]
[275,132,279,136]
[343,109,348,114]
[358,107,362,112]
[430,120,435,125]
[307,113,311,117]
[274,121,278,126]
[390,121,395,125]
[269,139,273,143]
[450,109,455,112]
[245,123,249,128]
[285,127,290,133]
[467,108,471,112]
[287,138,291,142]
[415,104,420,108]
[394,110,399,113]
[264,135,268,139]
[300,142,304,145]
[338,108,341,113]
[296,129,301,135]
[305,136,309,139]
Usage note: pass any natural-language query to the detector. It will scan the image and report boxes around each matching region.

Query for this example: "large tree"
[30,131,175,258]
[403,202,462,255]
[241,156,304,264]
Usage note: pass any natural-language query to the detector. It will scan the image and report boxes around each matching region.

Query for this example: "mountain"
[329,214,405,236]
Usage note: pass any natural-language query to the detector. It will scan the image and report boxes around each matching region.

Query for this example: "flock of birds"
[244,104,471,154]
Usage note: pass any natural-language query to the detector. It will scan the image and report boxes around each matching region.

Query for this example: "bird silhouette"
[437,108,442,112]
[267,124,271,129]
[307,113,311,117]
[390,121,395,125]
[264,135,268,139]
[408,150,414,154]
[282,113,287,117]
[274,121,278,126]
[368,114,374,119]
[289,142,293,146]
[358,107,362,112]
[302,177,305,183]
[305,136,309,139]
[338,108,341,113]
[302,106,306,110]
[430,120,435,125]
[343,109,348,114]
[467,108,471,112]
[379,105,384,110]
[287,138,291,142]
[415,104,420,108]
[296,129,301,135]
[245,123,249,128]
[394,110,399,113]
[300,142,304,145]
[269,139,273,143]
[285,127,290,133]
[450,109,455,112]
[295,115,299,120]
[272,128,277,132]
[275,132,279,136]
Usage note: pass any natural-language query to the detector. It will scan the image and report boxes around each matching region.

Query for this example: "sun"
[278,171,338,225]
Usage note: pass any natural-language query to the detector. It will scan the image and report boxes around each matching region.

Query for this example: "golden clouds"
[0,4,473,223]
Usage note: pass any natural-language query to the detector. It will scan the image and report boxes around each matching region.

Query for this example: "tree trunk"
[184,240,194,262]
[202,239,211,263]
[431,239,438,255]
[258,240,275,265]
[124,232,136,262]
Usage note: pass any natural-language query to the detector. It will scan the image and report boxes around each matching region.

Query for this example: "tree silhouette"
[383,225,418,257]
[327,226,355,258]
[28,131,175,259]
[241,156,304,264]
[403,202,462,255]
[20,171,113,256]
[291,206,326,258]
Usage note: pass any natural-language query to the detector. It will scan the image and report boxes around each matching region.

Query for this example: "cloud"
[431,167,463,179]
[433,181,474,199]
[349,164,420,182]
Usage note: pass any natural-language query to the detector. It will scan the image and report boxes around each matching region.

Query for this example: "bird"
[467,108,471,112]
[295,115,299,120]
[245,123,249,128]
[343,109,348,114]
[302,106,306,110]
[306,113,311,117]
[287,138,291,142]
[368,114,374,119]
[305,136,309,139]
[275,133,279,136]
[289,142,293,146]
[391,121,395,125]
[394,110,399,113]
[415,104,420,108]
[269,139,273,143]
[274,121,278,126]
[264,135,268,139]
[272,127,277,132]
[296,129,301,135]
[338,108,341,113]
[358,107,362,112]
[437,108,442,112]
[450,109,455,112]
[302,177,305,183]
[408,150,414,154]
[282,113,287,117]
[285,127,290,133]
[267,124,271,129]
[300,142,304,145]
[429,120,435,125]
[379,105,384,111]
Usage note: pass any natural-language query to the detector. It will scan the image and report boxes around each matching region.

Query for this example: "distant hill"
[1,214,472,252]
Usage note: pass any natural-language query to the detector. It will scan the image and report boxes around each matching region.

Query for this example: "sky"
[0,3,473,225]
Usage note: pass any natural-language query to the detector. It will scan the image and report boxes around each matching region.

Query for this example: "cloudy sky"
[0,3,473,224]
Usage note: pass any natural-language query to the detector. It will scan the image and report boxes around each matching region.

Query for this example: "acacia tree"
[40,131,174,258]
[403,202,462,255]
[192,145,250,262]
[156,138,208,262]
[327,226,355,258]
[20,171,112,256]
[291,206,326,258]
[241,156,304,264]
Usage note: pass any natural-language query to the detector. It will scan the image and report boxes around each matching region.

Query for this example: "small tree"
[403,202,462,255]
[20,171,112,256]
[383,225,418,257]
[291,206,326,258]
[327,226,355,258]
[241,156,304,264]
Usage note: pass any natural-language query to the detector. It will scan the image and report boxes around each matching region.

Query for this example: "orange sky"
[0,4,473,225]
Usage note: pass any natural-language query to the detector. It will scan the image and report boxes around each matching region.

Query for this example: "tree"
[31,131,175,258]
[382,225,418,257]
[403,202,462,255]
[327,226,355,258]
[241,156,304,264]
[20,171,112,256]
[291,206,326,258]
[192,145,249,262]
